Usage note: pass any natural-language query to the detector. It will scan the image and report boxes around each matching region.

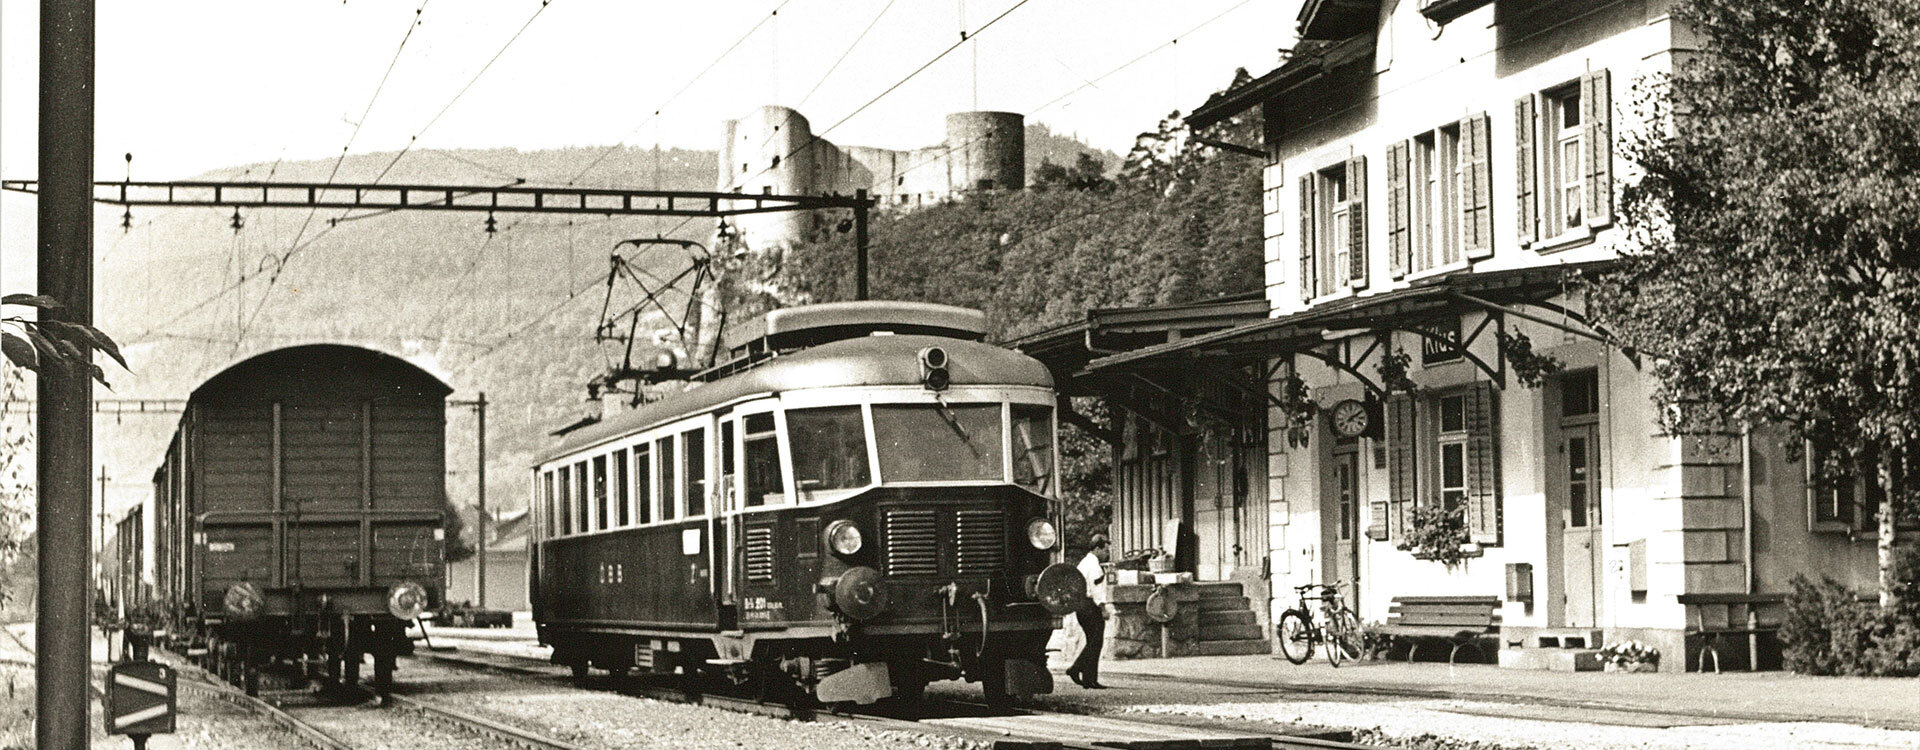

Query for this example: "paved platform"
[1093,654,1920,731]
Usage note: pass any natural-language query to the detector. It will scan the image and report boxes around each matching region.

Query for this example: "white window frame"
[1546,85,1584,237]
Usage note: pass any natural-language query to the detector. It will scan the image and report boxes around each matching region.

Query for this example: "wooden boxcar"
[531,302,1086,704]
[147,344,449,693]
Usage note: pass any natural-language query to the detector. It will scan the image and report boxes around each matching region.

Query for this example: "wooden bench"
[1375,596,1503,664]
[1676,592,1786,672]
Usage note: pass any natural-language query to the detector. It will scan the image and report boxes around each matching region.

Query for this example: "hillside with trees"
[779,71,1267,546]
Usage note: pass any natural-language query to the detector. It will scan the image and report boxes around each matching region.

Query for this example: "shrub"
[1781,545,1920,676]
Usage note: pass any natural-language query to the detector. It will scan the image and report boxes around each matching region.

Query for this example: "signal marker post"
[105,630,175,749]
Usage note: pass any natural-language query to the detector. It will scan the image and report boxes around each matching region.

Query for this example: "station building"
[1017,0,1884,671]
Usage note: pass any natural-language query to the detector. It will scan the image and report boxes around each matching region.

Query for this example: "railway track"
[406,645,1391,750]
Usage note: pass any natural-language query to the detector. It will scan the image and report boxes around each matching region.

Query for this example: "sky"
[0,0,1296,184]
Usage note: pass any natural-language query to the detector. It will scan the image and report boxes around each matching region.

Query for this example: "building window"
[1546,86,1584,233]
[1808,441,1878,533]
[1517,70,1612,246]
[1436,394,1468,512]
[1323,167,1350,297]
[1385,383,1502,545]
[1389,114,1489,278]
[1300,157,1368,302]
[1561,369,1600,418]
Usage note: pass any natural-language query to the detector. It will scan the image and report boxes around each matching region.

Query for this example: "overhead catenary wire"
[568,0,795,187]
[232,2,558,346]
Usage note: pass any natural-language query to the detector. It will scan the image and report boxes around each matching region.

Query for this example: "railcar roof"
[539,333,1052,465]
[189,343,452,404]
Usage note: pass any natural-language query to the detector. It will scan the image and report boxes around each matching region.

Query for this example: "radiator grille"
[881,507,1006,577]
[953,509,1005,575]
[882,509,940,577]
[743,524,775,582]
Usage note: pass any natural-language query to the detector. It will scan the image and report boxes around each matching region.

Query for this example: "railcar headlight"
[223,582,264,621]
[826,520,864,556]
[387,581,428,621]
[1025,518,1058,550]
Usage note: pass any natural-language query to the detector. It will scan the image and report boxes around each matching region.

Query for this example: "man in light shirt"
[1066,534,1109,689]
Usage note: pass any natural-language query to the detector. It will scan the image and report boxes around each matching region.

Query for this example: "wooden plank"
[1391,596,1502,604]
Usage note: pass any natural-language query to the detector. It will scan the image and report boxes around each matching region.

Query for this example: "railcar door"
[714,415,738,630]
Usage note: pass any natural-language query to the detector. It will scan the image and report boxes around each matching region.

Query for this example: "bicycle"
[1276,581,1364,667]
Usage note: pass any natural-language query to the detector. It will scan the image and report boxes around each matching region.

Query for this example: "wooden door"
[1327,447,1360,606]
[1559,423,1603,627]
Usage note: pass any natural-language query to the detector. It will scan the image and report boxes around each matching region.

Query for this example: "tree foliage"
[1584,0,1920,604]
[779,71,1267,543]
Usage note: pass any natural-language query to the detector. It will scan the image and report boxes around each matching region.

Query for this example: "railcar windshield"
[1010,404,1055,492]
[873,403,1004,482]
[788,406,871,491]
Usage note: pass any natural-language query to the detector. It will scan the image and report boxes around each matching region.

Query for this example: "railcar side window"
[592,455,609,531]
[743,413,784,506]
[659,438,677,521]
[612,448,630,527]
[685,428,707,517]
[788,406,872,492]
[636,443,653,524]
[574,461,589,533]
[1011,404,1056,493]
[557,465,572,535]
[873,403,1004,482]
[543,471,556,538]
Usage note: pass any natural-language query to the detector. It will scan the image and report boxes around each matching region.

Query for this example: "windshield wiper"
[933,396,983,458]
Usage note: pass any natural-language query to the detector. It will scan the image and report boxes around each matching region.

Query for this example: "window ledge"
[1527,226,1603,255]
[1307,288,1358,308]
[1402,260,1472,285]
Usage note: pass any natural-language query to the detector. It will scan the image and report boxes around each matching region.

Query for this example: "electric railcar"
[146,344,448,694]
[530,302,1086,704]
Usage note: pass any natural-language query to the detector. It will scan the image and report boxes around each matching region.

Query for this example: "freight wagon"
[146,344,449,694]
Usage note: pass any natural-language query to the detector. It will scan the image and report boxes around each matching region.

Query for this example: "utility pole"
[474,393,488,609]
[37,1,95,747]
[96,466,108,586]
[854,189,870,300]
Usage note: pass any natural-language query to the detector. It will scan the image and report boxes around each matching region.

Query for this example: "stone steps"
[1199,623,1264,641]
[1197,596,1251,613]
[1190,638,1272,657]
[1199,610,1256,627]
[1193,581,1245,599]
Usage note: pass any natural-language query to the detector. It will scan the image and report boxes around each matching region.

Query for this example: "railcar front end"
[531,304,1085,705]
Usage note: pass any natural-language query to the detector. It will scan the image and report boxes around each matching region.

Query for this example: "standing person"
[1066,534,1109,689]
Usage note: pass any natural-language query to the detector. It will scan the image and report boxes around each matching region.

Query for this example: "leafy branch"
[2,293,128,388]
[1376,348,1419,395]
[1497,330,1566,389]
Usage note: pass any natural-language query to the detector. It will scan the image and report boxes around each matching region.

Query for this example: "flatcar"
[145,344,449,694]
[531,301,1086,705]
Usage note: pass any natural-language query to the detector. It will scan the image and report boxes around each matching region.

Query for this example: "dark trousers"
[1070,604,1104,683]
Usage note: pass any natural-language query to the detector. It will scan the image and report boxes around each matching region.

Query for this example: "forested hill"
[56,125,1120,533]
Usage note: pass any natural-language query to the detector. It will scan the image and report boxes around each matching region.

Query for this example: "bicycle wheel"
[1277,610,1315,665]
[1324,608,1364,668]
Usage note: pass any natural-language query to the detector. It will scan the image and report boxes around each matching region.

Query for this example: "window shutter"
[1346,156,1368,289]
[1515,95,1537,246]
[1462,113,1494,259]
[1299,175,1316,302]
[1581,69,1614,227]
[1387,394,1417,541]
[1465,381,1502,545]
[1387,141,1411,280]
